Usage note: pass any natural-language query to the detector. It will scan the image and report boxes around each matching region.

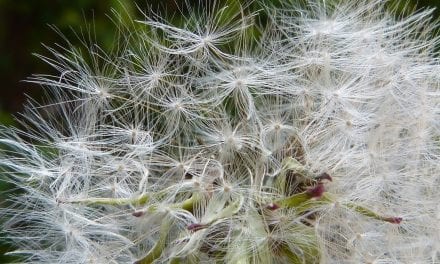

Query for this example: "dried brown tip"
[306,183,325,198]
[384,217,403,224]
[132,211,145,217]
[266,203,280,210]
[315,172,332,182]
[187,223,207,232]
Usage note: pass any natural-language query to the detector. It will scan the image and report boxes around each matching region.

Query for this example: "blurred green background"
[0,0,439,262]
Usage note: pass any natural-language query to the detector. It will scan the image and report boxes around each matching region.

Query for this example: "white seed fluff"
[1,1,439,263]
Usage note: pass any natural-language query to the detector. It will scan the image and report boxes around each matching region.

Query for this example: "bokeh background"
[0,0,439,262]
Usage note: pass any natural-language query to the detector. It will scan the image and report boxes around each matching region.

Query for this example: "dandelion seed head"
[1,0,439,263]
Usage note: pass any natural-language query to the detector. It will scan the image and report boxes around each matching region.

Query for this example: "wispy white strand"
[1,0,439,263]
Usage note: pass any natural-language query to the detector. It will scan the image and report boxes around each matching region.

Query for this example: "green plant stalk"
[135,217,172,264]
[65,193,149,206]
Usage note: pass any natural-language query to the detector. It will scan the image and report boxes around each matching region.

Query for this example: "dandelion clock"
[1,0,439,263]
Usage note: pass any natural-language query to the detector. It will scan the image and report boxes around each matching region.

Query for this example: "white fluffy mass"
[1,0,439,263]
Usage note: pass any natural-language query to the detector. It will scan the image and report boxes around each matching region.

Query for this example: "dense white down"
[1,1,439,263]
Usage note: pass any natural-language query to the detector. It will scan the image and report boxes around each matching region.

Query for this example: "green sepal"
[135,217,172,264]
[66,193,149,206]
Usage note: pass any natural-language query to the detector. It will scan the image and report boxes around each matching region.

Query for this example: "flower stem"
[134,217,172,264]
[64,193,149,206]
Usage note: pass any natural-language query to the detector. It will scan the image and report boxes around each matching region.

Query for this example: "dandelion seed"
[1,1,439,263]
